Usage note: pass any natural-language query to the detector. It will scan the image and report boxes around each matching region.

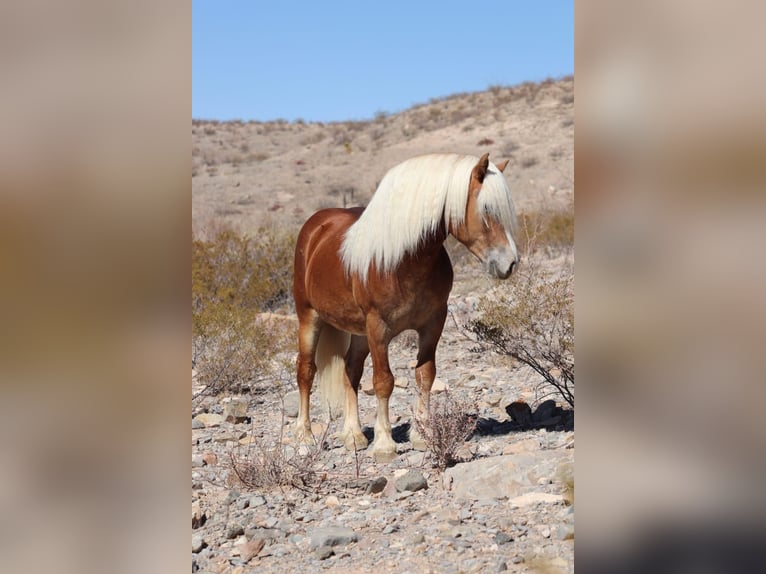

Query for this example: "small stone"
[540,526,551,538]
[226,523,245,539]
[309,526,359,549]
[191,454,204,468]
[511,555,524,564]
[325,495,341,508]
[192,534,206,553]
[316,546,335,560]
[223,397,249,423]
[249,495,266,507]
[283,391,300,418]
[361,380,375,396]
[193,413,224,427]
[494,531,513,545]
[238,539,265,563]
[495,559,508,572]
[201,452,218,466]
[192,418,205,429]
[394,376,409,388]
[365,476,388,495]
[395,470,428,492]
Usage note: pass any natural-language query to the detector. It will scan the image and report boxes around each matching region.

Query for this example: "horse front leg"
[410,306,448,450]
[338,335,370,451]
[366,315,397,462]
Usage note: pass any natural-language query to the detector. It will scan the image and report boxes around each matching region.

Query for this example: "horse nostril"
[509,260,517,275]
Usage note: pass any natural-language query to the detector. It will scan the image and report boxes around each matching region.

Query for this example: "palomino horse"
[293,153,518,460]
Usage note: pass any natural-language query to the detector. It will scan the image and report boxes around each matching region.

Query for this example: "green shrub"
[192,226,297,396]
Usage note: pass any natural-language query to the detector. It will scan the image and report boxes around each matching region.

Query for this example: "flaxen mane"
[341,153,516,281]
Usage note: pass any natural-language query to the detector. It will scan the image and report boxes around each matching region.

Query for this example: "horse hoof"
[339,431,369,451]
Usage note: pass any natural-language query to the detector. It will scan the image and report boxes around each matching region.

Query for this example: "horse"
[292,153,519,461]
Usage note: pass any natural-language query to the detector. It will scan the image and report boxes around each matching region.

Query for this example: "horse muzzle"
[486,247,519,279]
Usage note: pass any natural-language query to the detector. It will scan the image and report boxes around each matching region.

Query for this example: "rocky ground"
[192,77,574,574]
[192,284,574,574]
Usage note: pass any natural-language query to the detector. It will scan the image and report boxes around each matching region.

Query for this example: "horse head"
[450,153,519,279]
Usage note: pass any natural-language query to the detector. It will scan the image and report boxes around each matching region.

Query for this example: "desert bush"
[192,226,297,396]
[230,419,330,492]
[414,391,478,470]
[469,263,574,407]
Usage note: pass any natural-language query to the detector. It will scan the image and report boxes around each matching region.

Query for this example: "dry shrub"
[469,262,574,407]
[230,420,329,492]
[192,226,296,396]
[517,207,574,256]
[414,391,478,470]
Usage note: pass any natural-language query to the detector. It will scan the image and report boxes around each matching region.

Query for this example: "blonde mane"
[340,153,516,282]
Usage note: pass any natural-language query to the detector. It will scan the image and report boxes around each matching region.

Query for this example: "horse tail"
[315,325,350,421]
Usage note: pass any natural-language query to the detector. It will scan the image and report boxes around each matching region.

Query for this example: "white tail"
[315,325,350,421]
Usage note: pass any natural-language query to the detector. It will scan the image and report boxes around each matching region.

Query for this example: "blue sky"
[193,1,573,123]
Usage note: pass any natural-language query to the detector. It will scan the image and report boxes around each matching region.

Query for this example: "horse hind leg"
[338,335,370,451]
[293,311,322,444]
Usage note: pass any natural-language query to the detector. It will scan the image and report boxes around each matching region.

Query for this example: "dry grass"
[229,414,331,492]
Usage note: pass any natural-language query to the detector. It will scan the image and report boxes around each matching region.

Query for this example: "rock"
[395,470,428,492]
[222,397,249,423]
[238,539,264,563]
[193,413,224,427]
[501,438,539,455]
[532,399,558,422]
[201,452,218,466]
[495,559,508,572]
[557,523,575,540]
[444,451,566,501]
[192,534,206,553]
[283,391,300,418]
[494,531,513,545]
[316,546,335,560]
[506,401,533,428]
[325,495,341,508]
[191,454,204,468]
[361,379,375,396]
[249,495,266,507]
[394,376,409,388]
[364,476,388,495]
[226,523,245,539]
[409,533,425,545]
[246,528,284,541]
[508,492,566,507]
[431,378,447,394]
[192,418,205,429]
[309,526,359,549]
[191,502,206,529]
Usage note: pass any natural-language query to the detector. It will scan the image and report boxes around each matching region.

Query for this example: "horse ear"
[495,159,510,173]
[473,153,490,183]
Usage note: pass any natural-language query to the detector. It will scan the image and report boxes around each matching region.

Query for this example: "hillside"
[192,77,573,235]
